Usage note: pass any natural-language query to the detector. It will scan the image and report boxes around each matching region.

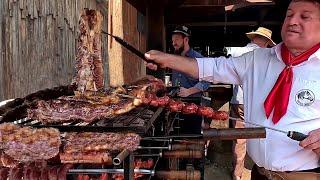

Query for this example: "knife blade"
[102,31,160,67]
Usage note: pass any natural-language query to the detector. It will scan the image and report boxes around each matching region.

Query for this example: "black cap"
[172,25,191,37]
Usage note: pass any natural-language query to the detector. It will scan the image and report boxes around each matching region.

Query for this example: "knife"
[101,31,160,67]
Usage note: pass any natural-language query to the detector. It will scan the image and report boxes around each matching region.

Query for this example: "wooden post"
[108,0,147,87]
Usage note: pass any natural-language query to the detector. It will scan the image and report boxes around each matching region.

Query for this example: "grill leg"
[124,153,134,180]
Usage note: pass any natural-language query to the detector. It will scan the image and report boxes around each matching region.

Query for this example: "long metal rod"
[138,145,171,150]
[143,134,202,140]
[229,117,287,134]
[68,169,154,175]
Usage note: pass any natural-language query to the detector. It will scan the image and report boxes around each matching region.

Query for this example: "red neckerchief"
[264,43,320,124]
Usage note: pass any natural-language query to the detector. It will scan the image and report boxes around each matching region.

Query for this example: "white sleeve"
[196,52,253,85]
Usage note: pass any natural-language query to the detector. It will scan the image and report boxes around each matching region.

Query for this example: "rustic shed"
[0,0,108,101]
[106,0,289,85]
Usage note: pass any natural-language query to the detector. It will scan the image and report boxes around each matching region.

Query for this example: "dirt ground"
[204,140,254,180]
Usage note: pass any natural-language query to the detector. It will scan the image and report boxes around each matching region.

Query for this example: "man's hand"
[300,128,320,155]
[178,87,201,97]
[144,50,170,70]
[178,87,191,97]
[145,50,199,79]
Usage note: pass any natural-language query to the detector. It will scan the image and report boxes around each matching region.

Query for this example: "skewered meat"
[212,111,229,120]
[168,100,185,112]
[197,106,214,118]
[149,96,159,107]
[157,96,170,107]
[182,103,198,114]
[73,10,104,93]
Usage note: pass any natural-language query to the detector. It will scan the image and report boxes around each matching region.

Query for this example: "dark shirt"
[172,49,210,97]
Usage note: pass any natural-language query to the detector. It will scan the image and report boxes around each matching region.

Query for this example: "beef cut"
[73,9,104,93]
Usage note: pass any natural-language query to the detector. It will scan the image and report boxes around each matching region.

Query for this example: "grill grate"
[11,106,164,135]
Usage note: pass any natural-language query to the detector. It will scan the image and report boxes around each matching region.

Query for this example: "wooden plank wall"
[0,0,109,101]
[108,0,146,87]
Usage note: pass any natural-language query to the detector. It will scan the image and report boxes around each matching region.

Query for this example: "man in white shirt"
[145,0,320,179]
[227,27,276,180]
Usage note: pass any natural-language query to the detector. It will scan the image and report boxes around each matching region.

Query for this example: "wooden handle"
[163,150,203,159]
[203,127,266,140]
[156,170,201,180]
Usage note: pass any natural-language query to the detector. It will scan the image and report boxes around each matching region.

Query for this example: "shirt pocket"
[288,78,320,119]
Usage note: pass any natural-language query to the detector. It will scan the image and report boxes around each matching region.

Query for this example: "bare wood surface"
[0,0,109,101]
[108,0,146,87]
[156,170,201,180]
[163,150,203,159]
[203,127,266,140]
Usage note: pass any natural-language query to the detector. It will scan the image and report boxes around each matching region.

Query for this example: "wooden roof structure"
[107,0,290,85]
[126,0,287,24]
[122,0,288,50]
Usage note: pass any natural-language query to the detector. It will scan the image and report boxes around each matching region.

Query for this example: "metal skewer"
[229,117,308,141]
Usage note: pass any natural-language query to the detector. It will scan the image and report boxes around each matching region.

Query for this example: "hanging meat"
[73,9,104,93]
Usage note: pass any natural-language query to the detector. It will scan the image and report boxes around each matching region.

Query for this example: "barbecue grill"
[0,86,266,180]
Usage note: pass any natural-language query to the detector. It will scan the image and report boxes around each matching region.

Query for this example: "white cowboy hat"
[246,27,276,47]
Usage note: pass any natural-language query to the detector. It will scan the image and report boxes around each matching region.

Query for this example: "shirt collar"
[246,43,260,48]
[185,48,193,57]
[274,42,283,62]
[274,42,320,62]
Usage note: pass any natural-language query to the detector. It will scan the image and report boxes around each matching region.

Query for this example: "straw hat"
[246,27,276,47]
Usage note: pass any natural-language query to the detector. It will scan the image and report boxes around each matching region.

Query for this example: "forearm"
[145,50,199,79]
[165,54,199,79]
[187,87,202,95]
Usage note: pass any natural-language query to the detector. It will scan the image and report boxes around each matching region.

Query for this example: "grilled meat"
[63,132,141,153]
[0,123,61,163]
[197,106,215,118]
[73,10,104,93]
[182,103,198,114]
